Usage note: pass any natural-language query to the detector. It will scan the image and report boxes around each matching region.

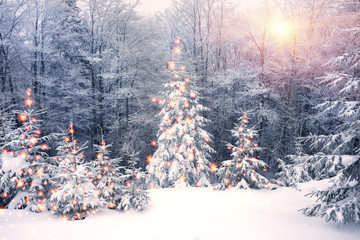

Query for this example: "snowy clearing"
[1,183,359,240]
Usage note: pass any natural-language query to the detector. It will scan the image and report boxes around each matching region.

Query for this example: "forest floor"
[1,181,359,240]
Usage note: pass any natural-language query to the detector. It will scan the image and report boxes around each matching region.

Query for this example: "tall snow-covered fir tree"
[1,88,53,211]
[88,136,124,209]
[216,113,271,190]
[301,1,360,224]
[50,123,101,220]
[118,151,149,211]
[146,37,214,188]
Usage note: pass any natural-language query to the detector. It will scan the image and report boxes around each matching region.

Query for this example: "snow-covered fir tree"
[88,136,123,209]
[302,157,360,224]
[118,151,149,211]
[301,1,360,224]
[50,123,101,220]
[146,37,214,188]
[1,88,53,211]
[216,113,271,190]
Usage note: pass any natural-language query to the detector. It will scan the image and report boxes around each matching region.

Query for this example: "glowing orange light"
[29,136,38,144]
[41,144,48,150]
[17,180,25,188]
[245,139,251,145]
[187,152,195,160]
[169,81,175,87]
[195,182,201,187]
[263,168,267,172]
[175,37,181,45]
[179,175,187,182]
[37,169,44,177]
[254,144,258,147]
[242,118,249,124]
[176,117,182,123]
[174,145,179,151]
[267,183,272,188]
[180,66,186,71]
[178,84,186,92]
[239,148,244,153]
[167,61,176,70]
[173,46,182,55]
[71,149,77,155]
[38,191,44,197]
[26,88,32,96]
[72,200,78,205]
[35,129,41,135]
[2,192,8,198]
[168,100,176,108]
[2,149,8,154]
[82,205,88,211]
[96,175,102,180]
[24,98,34,107]
[31,117,37,123]
[190,92,196,98]
[18,113,27,122]
[204,137,210,143]
[237,163,242,168]
[209,163,218,172]
[150,140,157,147]
[183,102,190,109]
[24,125,31,131]
[224,178,230,184]
[69,128,74,134]
[184,77,190,83]
[146,155,153,164]
[242,173,246,176]
[166,161,171,167]
[19,151,27,159]
[158,99,164,105]
[185,117,193,125]
[24,197,30,202]
[126,182,132,187]
[27,168,33,174]
[173,73,180,79]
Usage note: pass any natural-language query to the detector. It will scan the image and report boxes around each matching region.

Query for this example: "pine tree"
[216,113,271,190]
[302,157,360,224]
[118,151,149,211]
[50,123,101,220]
[146,37,214,188]
[88,136,123,209]
[1,88,53,211]
[301,1,360,224]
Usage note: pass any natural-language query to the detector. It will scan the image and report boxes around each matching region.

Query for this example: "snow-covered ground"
[1,182,359,240]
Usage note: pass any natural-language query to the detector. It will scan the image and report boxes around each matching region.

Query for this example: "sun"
[270,18,295,42]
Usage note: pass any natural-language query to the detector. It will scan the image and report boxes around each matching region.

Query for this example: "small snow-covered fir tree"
[118,151,149,211]
[1,88,53,211]
[88,136,123,209]
[146,37,214,188]
[302,157,360,224]
[216,113,271,190]
[50,123,101,220]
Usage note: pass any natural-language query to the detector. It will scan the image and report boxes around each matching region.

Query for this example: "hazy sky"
[135,0,264,16]
[136,0,172,15]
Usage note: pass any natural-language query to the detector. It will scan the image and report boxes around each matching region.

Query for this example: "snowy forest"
[0,0,359,233]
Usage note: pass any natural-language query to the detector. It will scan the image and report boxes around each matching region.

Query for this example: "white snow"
[1,153,28,173]
[1,184,360,240]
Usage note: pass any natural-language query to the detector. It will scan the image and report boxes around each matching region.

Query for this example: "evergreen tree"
[302,157,360,224]
[146,37,214,188]
[50,123,101,220]
[301,1,360,224]
[118,151,149,211]
[1,88,53,211]
[88,136,123,209]
[216,113,271,190]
